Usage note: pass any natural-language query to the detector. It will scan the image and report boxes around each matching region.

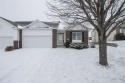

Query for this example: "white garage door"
[0,37,13,49]
[23,36,52,48]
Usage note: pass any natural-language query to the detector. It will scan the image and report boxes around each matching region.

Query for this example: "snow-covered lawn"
[0,41,125,83]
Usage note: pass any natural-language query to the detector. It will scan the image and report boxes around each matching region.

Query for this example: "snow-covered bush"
[70,43,88,49]
[114,33,125,40]
[5,46,14,51]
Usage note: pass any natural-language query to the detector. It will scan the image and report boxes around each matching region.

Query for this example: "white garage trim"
[23,35,51,37]
[0,36,13,49]
[23,36,52,48]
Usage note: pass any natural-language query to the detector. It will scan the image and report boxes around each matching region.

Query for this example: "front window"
[72,32,82,43]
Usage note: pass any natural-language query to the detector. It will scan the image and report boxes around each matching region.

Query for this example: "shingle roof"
[0,17,17,27]
[65,23,91,31]
[15,21,32,26]
[0,17,60,28]
[15,21,60,28]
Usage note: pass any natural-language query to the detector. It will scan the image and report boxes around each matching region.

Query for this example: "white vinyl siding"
[0,37,13,49]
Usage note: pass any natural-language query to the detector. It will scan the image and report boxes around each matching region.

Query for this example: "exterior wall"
[118,28,125,34]
[0,18,18,40]
[0,18,18,49]
[66,31,70,43]
[64,31,66,43]
[19,29,22,48]
[52,29,57,48]
[0,18,59,49]
[116,28,120,33]
[26,21,49,28]
[93,29,116,43]
[13,41,18,49]
[84,31,88,44]
[107,28,116,41]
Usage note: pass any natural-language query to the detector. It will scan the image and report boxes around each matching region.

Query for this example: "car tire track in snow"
[19,55,47,83]
[19,49,52,83]
[0,68,19,82]
[20,49,94,83]
[20,49,61,83]
[0,48,52,83]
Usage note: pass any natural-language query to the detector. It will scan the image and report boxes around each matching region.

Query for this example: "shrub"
[65,42,70,48]
[5,46,14,52]
[90,42,95,48]
[114,33,125,40]
[70,43,88,50]
[82,44,89,48]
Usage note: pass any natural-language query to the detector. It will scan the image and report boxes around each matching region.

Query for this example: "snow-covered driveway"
[0,45,125,83]
[0,49,51,83]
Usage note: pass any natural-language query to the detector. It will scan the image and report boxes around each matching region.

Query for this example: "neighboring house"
[0,17,18,49]
[92,27,125,43]
[0,17,89,49]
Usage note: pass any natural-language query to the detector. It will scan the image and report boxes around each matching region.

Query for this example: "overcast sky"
[0,0,56,21]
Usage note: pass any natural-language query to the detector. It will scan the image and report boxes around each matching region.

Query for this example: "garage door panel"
[23,36,52,48]
[0,37,13,49]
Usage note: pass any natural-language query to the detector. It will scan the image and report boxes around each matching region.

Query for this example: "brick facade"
[17,29,88,48]
[52,29,57,48]
[84,31,88,44]
[19,29,22,48]
[13,41,18,49]
[66,31,70,43]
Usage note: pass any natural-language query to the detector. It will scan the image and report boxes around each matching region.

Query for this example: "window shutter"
[82,32,84,42]
[70,32,72,42]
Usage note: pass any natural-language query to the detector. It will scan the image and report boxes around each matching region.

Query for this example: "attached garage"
[23,36,52,48]
[0,37,13,49]
[22,28,53,48]
[17,20,59,48]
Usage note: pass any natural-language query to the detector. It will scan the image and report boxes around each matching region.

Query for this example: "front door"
[58,33,64,45]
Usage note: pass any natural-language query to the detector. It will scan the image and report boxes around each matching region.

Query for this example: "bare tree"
[48,0,125,66]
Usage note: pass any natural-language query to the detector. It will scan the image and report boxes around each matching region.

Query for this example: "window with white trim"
[72,32,82,43]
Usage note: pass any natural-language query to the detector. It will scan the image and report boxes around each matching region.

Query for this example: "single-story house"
[0,17,89,49]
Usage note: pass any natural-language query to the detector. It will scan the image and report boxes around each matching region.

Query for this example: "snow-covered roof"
[17,25,24,29]
[15,20,60,29]
[0,17,17,27]
[65,23,93,31]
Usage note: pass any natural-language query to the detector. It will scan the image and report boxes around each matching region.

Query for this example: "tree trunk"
[98,37,108,66]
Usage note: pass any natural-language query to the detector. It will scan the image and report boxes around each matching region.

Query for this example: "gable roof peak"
[24,19,50,28]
